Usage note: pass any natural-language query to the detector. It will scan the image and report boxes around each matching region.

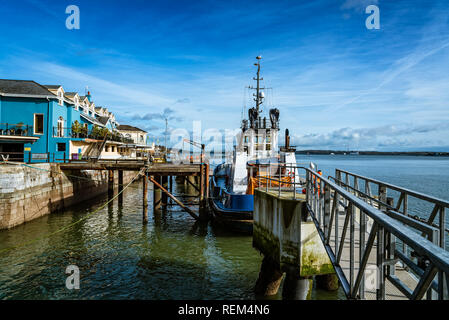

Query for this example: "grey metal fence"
[252,162,449,300]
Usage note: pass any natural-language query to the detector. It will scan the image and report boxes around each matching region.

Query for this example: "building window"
[244,136,249,143]
[57,117,64,137]
[34,114,44,135]
[111,146,115,152]
[266,136,271,143]
[58,90,63,106]
[57,143,66,152]
[105,146,109,152]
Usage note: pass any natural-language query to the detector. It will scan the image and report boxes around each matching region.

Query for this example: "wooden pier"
[60,160,211,222]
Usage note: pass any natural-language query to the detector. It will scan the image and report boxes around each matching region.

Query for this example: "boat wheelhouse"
[209,57,299,233]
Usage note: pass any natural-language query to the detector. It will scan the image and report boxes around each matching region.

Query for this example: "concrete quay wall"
[0,163,136,229]
[253,189,334,277]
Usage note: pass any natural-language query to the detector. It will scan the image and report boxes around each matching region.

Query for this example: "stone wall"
[0,163,137,229]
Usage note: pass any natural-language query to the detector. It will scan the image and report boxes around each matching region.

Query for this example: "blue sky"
[1,0,449,151]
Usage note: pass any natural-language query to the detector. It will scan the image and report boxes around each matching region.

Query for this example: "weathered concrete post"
[282,268,312,300]
[253,189,336,300]
[254,256,284,296]
[143,174,148,223]
[153,175,162,211]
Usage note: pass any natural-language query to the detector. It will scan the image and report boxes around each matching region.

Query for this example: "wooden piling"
[108,169,114,196]
[199,163,210,221]
[118,170,123,205]
[153,175,162,211]
[149,176,199,220]
[143,174,148,223]
[162,176,168,206]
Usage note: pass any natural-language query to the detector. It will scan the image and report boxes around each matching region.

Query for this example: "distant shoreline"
[295,150,449,156]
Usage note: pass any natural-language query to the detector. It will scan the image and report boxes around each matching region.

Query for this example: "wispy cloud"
[293,121,449,150]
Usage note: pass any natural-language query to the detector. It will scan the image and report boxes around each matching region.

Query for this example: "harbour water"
[0,155,448,300]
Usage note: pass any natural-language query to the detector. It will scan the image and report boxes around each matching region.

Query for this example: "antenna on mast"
[253,56,264,114]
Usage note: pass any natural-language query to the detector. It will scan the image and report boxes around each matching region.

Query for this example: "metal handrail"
[329,175,449,235]
[336,169,449,208]
[335,168,448,297]
[252,163,449,300]
[0,123,34,136]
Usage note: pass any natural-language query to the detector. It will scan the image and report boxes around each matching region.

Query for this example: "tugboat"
[209,56,300,233]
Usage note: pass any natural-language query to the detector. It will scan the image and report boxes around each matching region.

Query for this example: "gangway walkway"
[252,163,449,300]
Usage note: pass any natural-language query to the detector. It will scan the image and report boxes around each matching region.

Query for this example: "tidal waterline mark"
[65,265,80,290]
[66,5,80,30]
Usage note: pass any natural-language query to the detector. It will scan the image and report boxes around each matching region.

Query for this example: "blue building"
[0,79,133,163]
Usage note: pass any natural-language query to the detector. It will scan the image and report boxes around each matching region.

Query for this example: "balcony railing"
[0,123,34,137]
[53,127,134,144]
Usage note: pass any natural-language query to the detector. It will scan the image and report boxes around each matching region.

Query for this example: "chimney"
[87,91,92,102]
[285,129,290,149]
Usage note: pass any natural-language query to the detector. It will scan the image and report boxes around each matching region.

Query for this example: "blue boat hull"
[209,168,254,234]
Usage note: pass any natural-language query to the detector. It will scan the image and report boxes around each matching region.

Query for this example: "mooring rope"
[0,168,145,256]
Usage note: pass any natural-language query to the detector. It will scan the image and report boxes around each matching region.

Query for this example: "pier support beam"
[149,176,199,221]
[118,170,123,206]
[186,175,197,195]
[316,273,339,291]
[153,175,162,211]
[143,174,148,223]
[254,256,284,296]
[199,163,210,221]
[162,176,168,206]
[108,169,114,196]
[282,269,312,300]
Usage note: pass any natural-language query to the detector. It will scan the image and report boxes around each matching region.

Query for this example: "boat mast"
[252,56,264,114]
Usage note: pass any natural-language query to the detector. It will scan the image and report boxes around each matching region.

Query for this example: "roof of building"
[0,79,57,97]
[80,113,105,127]
[117,124,147,132]
[97,116,110,125]
[65,92,79,98]
[43,85,62,90]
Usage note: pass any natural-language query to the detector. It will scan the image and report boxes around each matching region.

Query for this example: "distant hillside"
[295,150,449,156]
